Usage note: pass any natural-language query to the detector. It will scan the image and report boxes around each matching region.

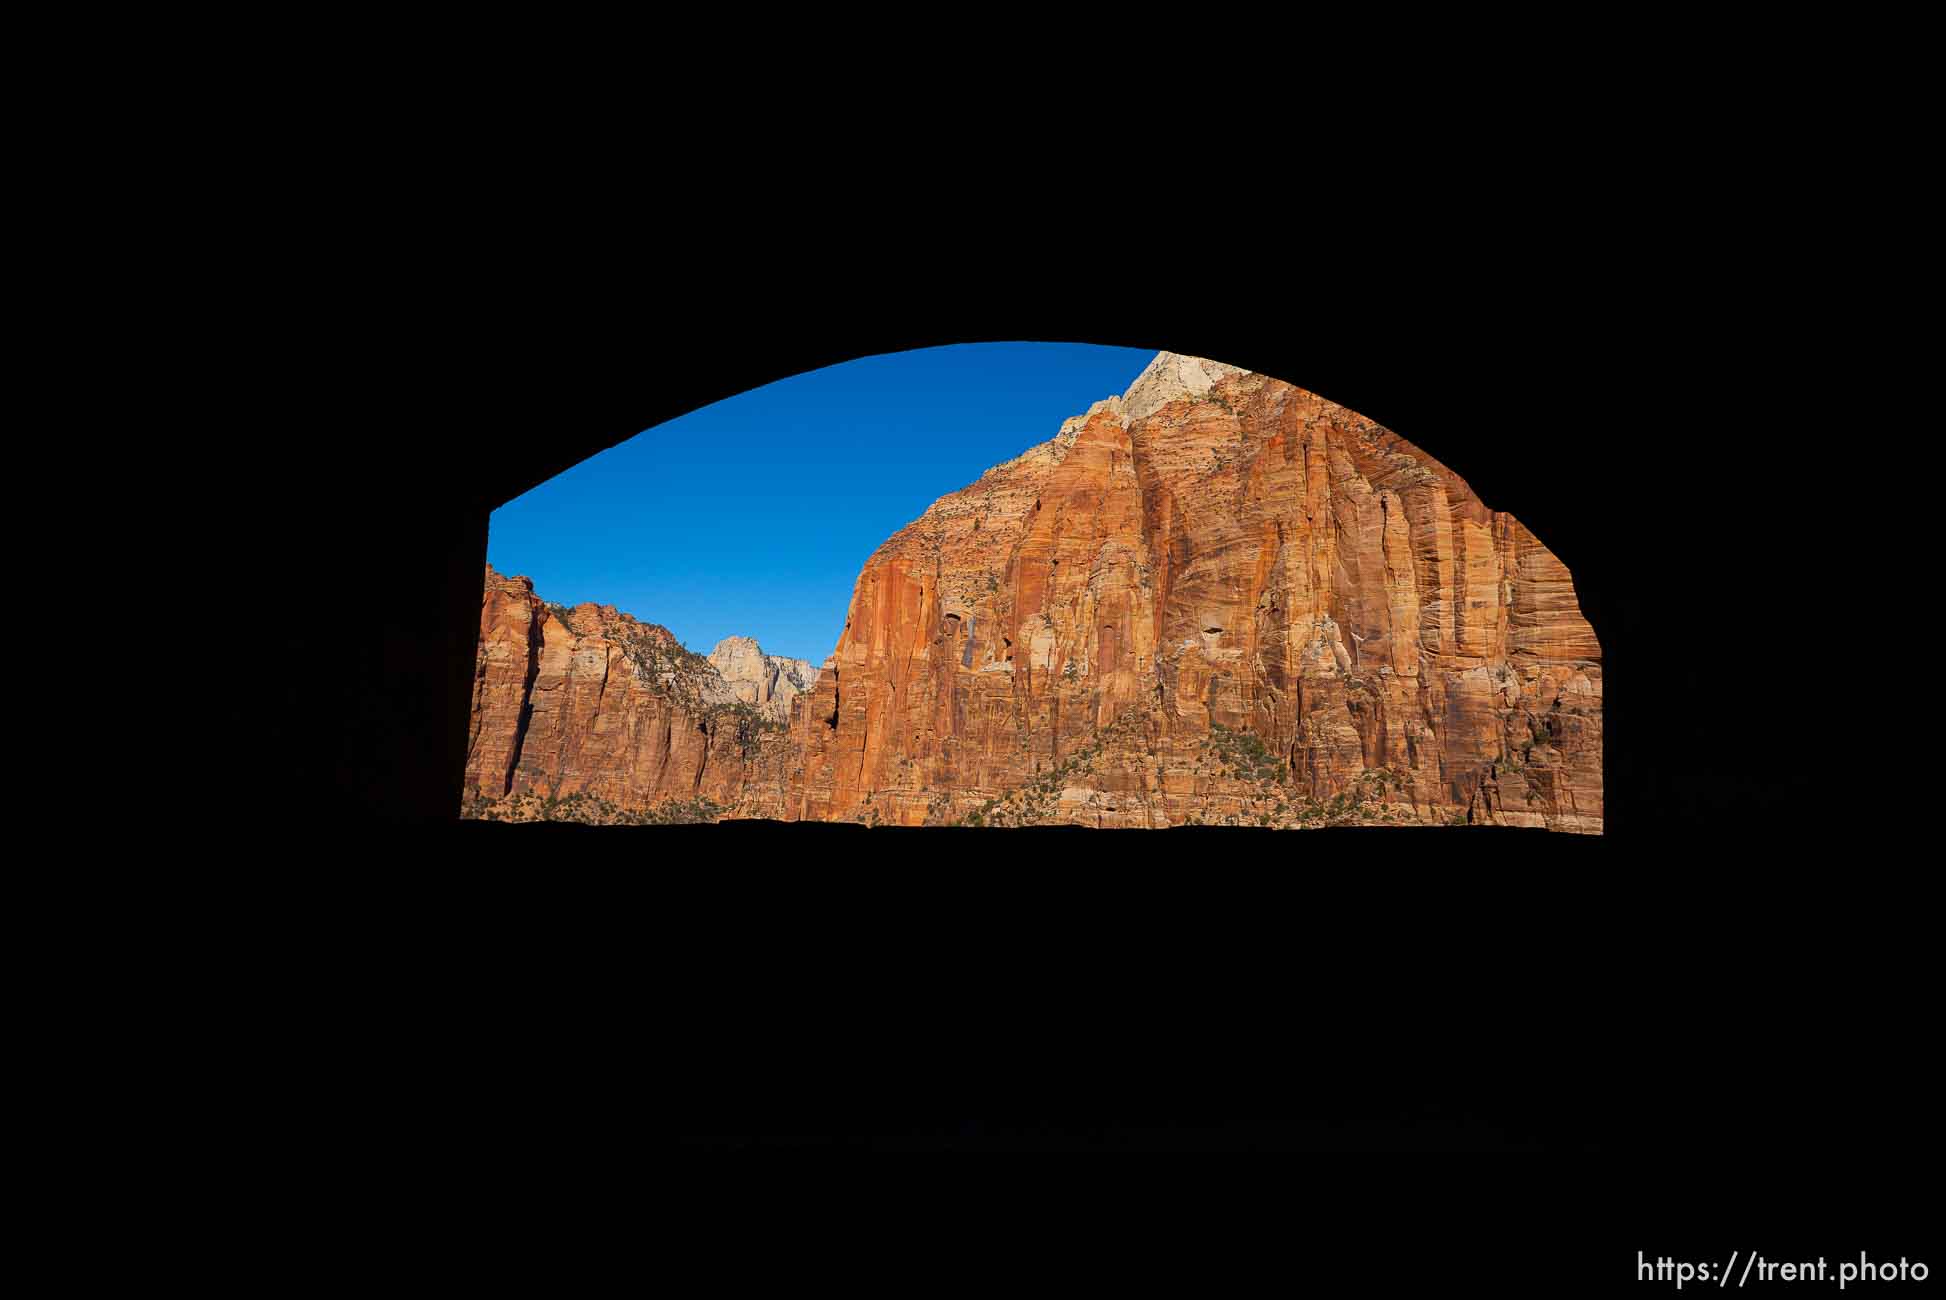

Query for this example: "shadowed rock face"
[467,353,1601,832]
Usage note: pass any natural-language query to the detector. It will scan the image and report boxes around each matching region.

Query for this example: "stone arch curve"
[236,280,1622,830]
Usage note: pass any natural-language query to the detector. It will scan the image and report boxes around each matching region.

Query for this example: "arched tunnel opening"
[459,343,1603,834]
[165,183,1942,1177]
[186,242,1927,1168]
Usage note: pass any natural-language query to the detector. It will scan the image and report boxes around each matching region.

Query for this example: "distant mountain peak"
[707,636,821,719]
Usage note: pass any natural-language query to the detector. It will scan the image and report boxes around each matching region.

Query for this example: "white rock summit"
[707,635,822,723]
[1121,351,1251,423]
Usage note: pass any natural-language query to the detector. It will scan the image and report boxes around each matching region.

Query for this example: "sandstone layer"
[466,353,1601,832]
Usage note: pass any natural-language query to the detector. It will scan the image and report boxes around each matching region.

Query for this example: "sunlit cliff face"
[466,352,1601,832]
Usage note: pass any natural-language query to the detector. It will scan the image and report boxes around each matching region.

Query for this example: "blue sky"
[487,342,1157,663]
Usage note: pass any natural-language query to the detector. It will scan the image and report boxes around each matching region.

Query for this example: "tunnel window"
[465,343,1600,833]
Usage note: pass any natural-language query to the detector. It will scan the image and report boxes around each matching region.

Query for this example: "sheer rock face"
[463,568,793,816]
[707,636,821,724]
[466,352,1601,833]
[777,354,1601,832]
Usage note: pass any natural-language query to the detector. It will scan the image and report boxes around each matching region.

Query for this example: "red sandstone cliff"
[462,567,792,822]
[466,353,1600,832]
[772,353,1601,832]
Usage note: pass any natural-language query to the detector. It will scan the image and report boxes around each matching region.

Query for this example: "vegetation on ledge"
[461,784,725,825]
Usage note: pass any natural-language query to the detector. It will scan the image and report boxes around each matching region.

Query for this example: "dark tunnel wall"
[197,237,1794,838]
[235,322,1628,830]
[165,195,1928,1163]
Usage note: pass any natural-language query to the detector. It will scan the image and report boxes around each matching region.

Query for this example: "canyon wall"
[775,353,1600,832]
[466,353,1601,832]
[462,567,794,822]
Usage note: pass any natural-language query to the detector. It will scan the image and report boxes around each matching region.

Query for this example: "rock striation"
[466,353,1601,832]
[774,353,1601,832]
[462,568,795,823]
